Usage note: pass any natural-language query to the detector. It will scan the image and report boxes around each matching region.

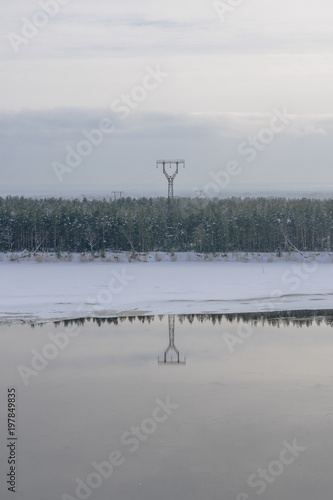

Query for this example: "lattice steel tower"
[156,160,185,245]
[158,315,186,365]
[111,191,124,200]
[156,160,185,199]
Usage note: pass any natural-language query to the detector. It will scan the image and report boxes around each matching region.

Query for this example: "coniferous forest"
[0,195,332,253]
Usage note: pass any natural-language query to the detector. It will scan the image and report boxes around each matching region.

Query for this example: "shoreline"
[1,257,333,325]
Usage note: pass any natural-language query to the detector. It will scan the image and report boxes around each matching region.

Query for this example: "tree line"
[0,195,332,253]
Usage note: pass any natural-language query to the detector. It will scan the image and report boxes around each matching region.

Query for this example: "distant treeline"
[0,195,333,253]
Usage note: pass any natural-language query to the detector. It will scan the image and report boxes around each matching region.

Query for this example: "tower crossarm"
[156,160,185,181]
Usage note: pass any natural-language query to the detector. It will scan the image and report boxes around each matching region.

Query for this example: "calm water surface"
[0,313,333,500]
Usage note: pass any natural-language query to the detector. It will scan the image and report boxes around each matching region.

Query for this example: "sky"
[1,0,333,198]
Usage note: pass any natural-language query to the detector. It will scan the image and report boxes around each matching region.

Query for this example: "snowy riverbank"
[1,252,333,324]
[2,250,333,264]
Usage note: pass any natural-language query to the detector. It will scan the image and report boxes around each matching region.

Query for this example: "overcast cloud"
[1,0,333,196]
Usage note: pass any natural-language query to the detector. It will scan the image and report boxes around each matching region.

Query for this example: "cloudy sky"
[1,0,333,197]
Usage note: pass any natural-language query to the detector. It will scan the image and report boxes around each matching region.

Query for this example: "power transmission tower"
[156,160,185,199]
[111,191,124,200]
[158,315,186,366]
[156,160,185,247]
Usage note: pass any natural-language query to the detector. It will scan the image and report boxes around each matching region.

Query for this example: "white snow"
[1,251,333,324]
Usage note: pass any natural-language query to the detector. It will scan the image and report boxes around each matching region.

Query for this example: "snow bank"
[1,252,333,325]
[1,250,333,264]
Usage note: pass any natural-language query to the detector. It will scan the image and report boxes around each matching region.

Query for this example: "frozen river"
[1,258,333,324]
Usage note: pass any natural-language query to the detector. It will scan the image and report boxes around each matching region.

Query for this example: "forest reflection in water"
[42,308,333,329]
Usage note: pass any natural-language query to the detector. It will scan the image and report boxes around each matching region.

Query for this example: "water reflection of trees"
[45,309,333,329]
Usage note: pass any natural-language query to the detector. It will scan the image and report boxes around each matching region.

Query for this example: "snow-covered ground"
[1,251,333,324]
[2,250,333,264]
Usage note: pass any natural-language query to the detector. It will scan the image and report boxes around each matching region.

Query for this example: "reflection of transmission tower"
[158,315,186,365]
[156,160,185,245]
